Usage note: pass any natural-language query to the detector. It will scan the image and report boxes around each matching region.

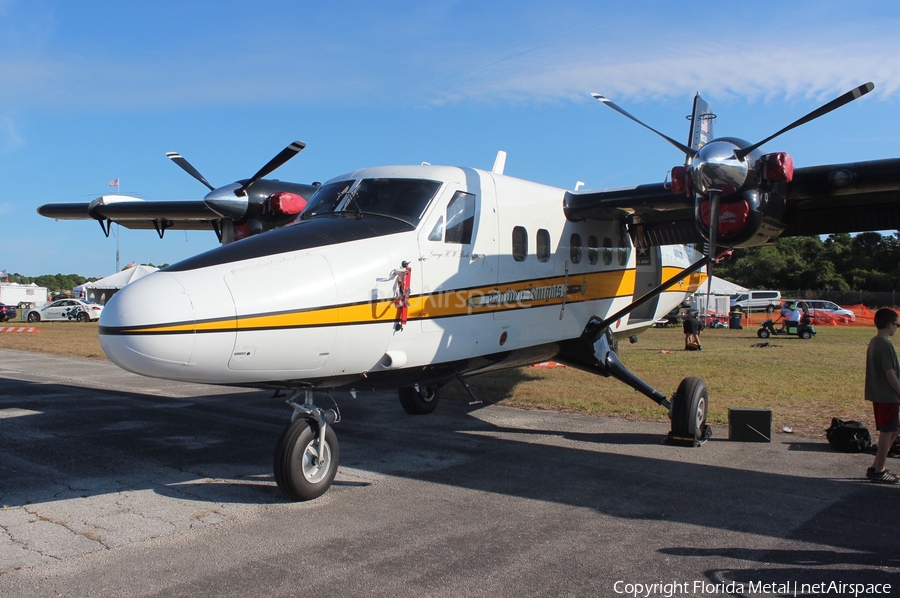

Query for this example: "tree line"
[5,263,169,292]
[716,232,900,292]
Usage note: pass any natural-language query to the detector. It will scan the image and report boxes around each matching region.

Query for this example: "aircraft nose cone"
[99,272,197,378]
[204,183,249,220]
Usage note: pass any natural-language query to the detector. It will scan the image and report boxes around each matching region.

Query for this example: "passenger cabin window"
[537,229,550,262]
[602,237,613,265]
[570,233,583,264]
[513,226,528,261]
[617,239,628,266]
[445,191,475,244]
[588,235,599,265]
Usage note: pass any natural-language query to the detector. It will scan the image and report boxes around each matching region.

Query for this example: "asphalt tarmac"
[0,348,897,597]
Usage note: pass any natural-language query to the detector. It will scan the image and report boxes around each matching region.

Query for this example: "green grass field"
[0,317,879,439]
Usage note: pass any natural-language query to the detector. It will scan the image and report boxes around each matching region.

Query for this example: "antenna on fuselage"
[492,150,507,175]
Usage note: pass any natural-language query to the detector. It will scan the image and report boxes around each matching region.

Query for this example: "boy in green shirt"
[865,308,900,483]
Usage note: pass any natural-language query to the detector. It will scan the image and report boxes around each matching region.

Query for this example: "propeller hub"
[204,183,250,220]
[690,138,750,196]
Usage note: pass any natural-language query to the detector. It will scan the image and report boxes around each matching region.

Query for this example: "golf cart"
[757,317,816,340]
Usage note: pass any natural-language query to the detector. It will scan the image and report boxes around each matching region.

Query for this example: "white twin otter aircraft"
[40,83,900,500]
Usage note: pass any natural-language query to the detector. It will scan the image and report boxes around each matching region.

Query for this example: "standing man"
[865,308,900,483]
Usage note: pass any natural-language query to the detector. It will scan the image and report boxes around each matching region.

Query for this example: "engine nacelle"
[691,147,792,248]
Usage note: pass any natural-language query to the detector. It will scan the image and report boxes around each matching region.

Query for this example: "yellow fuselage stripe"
[109,266,700,335]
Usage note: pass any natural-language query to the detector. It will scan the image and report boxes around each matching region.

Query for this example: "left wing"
[782,157,900,236]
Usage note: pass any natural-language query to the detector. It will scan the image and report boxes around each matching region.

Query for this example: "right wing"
[38,195,223,238]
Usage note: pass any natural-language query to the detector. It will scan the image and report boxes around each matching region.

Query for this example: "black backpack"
[826,418,872,453]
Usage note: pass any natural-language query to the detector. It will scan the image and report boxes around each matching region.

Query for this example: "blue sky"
[3,0,900,277]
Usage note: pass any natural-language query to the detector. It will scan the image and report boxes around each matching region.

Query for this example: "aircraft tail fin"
[686,94,715,156]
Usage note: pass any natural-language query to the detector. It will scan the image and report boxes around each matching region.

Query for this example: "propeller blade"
[591,93,696,157]
[166,152,216,191]
[237,141,306,196]
[735,82,874,161]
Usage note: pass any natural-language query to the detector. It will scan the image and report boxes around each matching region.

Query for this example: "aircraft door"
[417,176,499,335]
[629,246,661,323]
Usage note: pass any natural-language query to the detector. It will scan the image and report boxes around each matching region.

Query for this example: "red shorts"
[873,402,900,432]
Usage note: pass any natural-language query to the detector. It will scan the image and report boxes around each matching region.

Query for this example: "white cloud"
[1,3,900,113]
[0,116,23,154]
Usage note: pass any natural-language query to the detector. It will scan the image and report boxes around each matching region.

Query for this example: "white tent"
[83,265,159,305]
[691,276,748,316]
[693,276,748,297]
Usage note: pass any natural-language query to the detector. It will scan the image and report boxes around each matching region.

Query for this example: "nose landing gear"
[274,390,341,501]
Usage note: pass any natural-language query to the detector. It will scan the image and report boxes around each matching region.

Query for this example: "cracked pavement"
[0,348,898,597]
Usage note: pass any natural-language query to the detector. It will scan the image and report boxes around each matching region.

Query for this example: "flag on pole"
[0,269,7,280]
[109,178,119,187]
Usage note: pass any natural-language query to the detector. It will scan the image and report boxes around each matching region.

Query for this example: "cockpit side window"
[428,216,444,241]
[444,191,475,244]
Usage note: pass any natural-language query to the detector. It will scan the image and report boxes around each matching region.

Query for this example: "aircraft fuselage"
[98,165,700,390]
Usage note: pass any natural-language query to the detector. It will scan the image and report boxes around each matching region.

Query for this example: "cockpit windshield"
[299,178,442,226]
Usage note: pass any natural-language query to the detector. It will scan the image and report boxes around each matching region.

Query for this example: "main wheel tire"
[757,329,770,339]
[273,419,339,501]
[669,377,709,446]
[27,312,40,323]
[76,312,90,323]
[398,384,439,415]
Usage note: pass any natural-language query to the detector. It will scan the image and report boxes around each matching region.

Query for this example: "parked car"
[730,290,782,313]
[804,299,856,322]
[0,302,16,322]
[24,299,104,323]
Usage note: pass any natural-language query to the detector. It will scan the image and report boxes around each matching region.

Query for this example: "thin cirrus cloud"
[1,13,900,114]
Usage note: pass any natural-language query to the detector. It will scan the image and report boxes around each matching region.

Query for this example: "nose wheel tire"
[398,384,439,415]
[274,419,340,501]
[668,377,710,447]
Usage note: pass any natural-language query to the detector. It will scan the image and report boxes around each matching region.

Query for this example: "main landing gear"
[561,315,711,446]
[397,384,439,414]
[273,389,340,501]
[668,377,710,447]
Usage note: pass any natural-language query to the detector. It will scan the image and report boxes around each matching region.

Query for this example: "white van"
[731,290,782,313]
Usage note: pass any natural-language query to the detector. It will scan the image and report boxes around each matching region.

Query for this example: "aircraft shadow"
[1,373,897,570]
